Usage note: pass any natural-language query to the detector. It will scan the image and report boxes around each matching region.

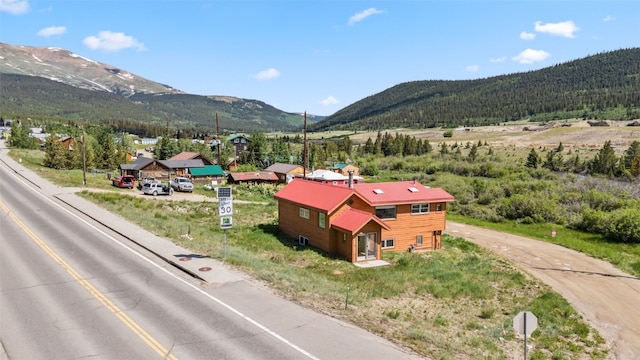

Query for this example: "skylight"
[408,187,419,193]
[373,189,384,194]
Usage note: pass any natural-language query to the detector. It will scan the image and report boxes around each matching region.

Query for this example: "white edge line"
[0,160,320,360]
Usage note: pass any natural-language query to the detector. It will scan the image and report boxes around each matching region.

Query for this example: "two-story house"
[274,178,454,263]
[227,134,250,159]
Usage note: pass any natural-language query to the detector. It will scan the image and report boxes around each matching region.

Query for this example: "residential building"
[227,134,250,159]
[264,163,306,183]
[330,163,360,176]
[227,171,279,185]
[274,178,454,263]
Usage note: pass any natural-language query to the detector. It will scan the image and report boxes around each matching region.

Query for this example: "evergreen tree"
[156,136,179,160]
[43,132,66,169]
[468,143,478,162]
[622,141,640,171]
[363,137,375,154]
[9,120,34,149]
[246,132,268,168]
[337,136,352,156]
[590,140,618,176]
[271,136,290,163]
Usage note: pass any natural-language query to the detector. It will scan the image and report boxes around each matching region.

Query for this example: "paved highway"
[0,142,421,360]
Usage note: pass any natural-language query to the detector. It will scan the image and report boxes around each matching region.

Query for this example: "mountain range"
[1,42,638,134]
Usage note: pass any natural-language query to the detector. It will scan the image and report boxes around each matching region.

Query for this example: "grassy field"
[8,146,613,359]
[76,191,608,360]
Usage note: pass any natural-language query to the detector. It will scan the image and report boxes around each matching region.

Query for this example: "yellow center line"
[0,200,178,360]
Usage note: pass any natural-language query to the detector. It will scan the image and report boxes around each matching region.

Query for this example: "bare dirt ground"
[445,222,640,359]
[345,120,640,153]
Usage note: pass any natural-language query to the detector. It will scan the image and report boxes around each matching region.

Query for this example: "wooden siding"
[331,229,354,262]
[352,201,447,252]
[278,200,331,252]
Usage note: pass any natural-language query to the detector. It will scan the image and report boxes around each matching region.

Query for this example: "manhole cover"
[199,267,212,272]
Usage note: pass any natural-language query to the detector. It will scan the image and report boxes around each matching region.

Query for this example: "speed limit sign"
[219,198,233,216]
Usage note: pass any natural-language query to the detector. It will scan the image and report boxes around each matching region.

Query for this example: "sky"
[1,0,639,116]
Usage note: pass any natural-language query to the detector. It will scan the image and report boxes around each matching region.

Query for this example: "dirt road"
[445,222,640,359]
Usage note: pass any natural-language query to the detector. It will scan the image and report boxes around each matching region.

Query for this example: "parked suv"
[171,177,194,192]
[142,182,173,196]
[112,174,135,189]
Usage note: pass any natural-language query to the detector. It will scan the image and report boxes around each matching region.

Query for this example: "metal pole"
[345,285,350,310]
[223,229,227,259]
[524,312,528,360]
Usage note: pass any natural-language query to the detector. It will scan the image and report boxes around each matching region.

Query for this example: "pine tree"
[526,148,539,168]
[590,140,618,176]
[468,143,478,162]
[43,132,67,169]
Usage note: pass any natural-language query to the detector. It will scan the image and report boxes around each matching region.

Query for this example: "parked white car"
[171,177,194,192]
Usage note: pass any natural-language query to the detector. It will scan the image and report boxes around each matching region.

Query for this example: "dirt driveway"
[445,222,640,359]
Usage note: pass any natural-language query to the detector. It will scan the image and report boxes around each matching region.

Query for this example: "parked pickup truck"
[171,177,194,193]
[141,182,174,196]
[137,176,160,190]
[112,175,135,189]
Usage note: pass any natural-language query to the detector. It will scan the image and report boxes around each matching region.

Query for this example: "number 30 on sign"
[219,198,233,216]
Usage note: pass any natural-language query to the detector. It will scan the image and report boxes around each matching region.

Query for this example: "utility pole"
[216,112,221,166]
[303,111,307,179]
[81,127,87,186]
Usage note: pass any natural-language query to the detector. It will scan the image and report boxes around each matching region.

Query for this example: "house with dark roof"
[168,151,214,165]
[274,179,454,263]
[264,163,306,183]
[226,134,250,159]
[119,157,173,179]
[227,171,279,185]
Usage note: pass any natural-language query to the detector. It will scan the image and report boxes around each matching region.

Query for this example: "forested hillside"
[0,73,307,134]
[311,48,640,131]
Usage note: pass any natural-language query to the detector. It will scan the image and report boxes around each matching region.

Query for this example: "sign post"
[513,311,538,360]
[216,187,233,259]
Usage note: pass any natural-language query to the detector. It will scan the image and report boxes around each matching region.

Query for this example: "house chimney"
[348,170,354,188]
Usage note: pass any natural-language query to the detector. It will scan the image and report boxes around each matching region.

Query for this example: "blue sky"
[1,0,638,116]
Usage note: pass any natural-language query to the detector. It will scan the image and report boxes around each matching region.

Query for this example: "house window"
[299,207,310,219]
[318,213,326,228]
[375,206,396,219]
[382,238,395,249]
[342,233,347,242]
[436,203,443,212]
[416,235,423,245]
[234,138,240,143]
[411,203,430,214]
[241,138,246,143]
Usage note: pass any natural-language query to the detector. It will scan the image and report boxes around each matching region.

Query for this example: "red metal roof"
[274,179,354,213]
[332,208,390,234]
[354,181,454,206]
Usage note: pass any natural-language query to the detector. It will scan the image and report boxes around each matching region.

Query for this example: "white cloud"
[37,26,67,37]
[520,31,536,40]
[490,56,507,63]
[512,49,551,64]
[348,8,383,26]
[466,65,479,73]
[254,68,280,80]
[320,96,339,106]
[534,20,580,38]
[602,15,615,22]
[83,31,145,52]
[0,0,29,14]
